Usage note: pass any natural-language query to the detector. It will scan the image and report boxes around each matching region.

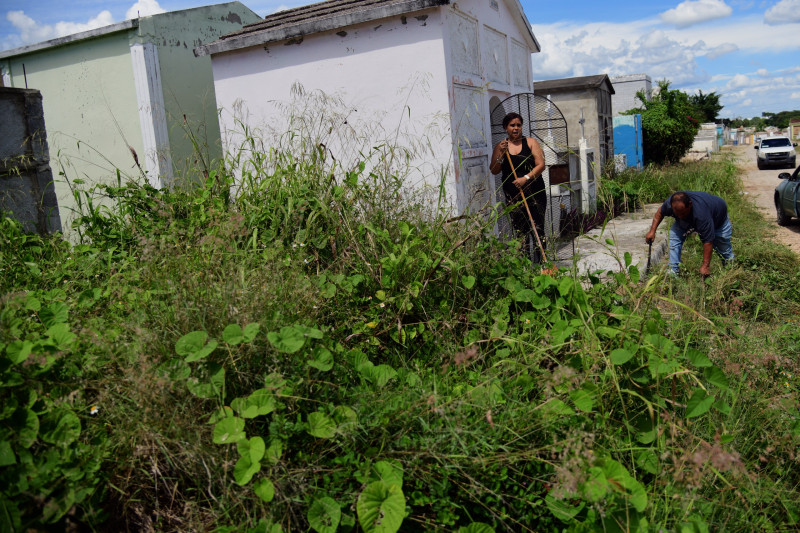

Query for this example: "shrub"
[625,80,700,166]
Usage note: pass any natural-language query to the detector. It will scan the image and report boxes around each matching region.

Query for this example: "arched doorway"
[490,93,574,262]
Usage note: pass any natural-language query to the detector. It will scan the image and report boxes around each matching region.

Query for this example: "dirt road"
[725,143,800,253]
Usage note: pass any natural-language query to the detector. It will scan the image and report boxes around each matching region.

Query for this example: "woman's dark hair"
[502,112,523,129]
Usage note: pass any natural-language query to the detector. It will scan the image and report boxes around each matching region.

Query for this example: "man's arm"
[645,206,664,244]
[700,242,713,277]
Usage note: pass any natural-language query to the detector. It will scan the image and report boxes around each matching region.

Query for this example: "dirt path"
[724,144,800,253]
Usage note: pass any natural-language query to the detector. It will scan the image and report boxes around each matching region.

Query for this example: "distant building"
[533,74,615,172]
[790,118,800,141]
[0,2,261,229]
[690,123,720,153]
[612,114,643,170]
[610,74,651,116]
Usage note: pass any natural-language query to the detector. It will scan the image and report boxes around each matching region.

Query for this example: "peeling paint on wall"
[224,12,243,24]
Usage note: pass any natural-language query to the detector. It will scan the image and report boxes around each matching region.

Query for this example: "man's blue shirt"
[660,191,728,243]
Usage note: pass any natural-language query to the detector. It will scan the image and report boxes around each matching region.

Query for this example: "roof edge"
[195,0,449,57]
[502,0,538,53]
[0,19,138,60]
[534,74,615,94]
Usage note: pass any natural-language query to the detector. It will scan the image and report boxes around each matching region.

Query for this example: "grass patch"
[1,133,799,532]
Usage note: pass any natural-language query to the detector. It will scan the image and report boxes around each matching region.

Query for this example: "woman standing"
[489,112,547,262]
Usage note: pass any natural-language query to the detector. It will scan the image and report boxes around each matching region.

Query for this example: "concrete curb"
[562,204,669,276]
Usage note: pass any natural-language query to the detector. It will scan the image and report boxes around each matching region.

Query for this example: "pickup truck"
[756,136,797,169]
[775,165,800,226]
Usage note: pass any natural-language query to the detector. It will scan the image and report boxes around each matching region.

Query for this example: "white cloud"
[727,73,750,88]
[660,0,733,28]
[2,1,167,49]
[532,21,720,86]
[5,10,114,46]
[764,0,800,24]
[791,92,800,99]
[669,15,800,53]
[125,0,166,20]
[704,43,738,59]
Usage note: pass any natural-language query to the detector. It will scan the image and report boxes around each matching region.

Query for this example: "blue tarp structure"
[613,114,643,170]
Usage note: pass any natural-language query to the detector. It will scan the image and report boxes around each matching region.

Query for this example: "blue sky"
[1,0,799,119]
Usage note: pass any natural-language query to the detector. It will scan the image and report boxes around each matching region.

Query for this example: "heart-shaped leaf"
[307,347,334,372]
[232,389,276,418]
[234,454,261,486]
[186,363,225,398]
[40,302,68,328]
[264,439,283,465]
[267,326,306,353]
[704,366,729,390]
[223,324,244,345]
[610,348,634,365]
[242,323,260,342]
[14,408,39,448]
[357,481,405,533]
[213,416,246,444]
[307,412,336,439]
[184,340,218,363]
[5,340,33,365]
[39,409,81,447]
[686,389,714,418]
[253,478,275,502]
[308,496,341,533]
[175,331,208,356]
[331,405,357,434]
[237,436,266,464]
[374,460,403,488]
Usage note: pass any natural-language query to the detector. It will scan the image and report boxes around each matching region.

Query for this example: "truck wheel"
[776,199,790,226]
[757,160,764,170]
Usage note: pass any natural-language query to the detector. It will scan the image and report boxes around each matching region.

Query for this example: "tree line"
[622,80,799,166]
[723,110,800,130]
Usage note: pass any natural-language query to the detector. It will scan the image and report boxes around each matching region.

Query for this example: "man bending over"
[645,191,734,277]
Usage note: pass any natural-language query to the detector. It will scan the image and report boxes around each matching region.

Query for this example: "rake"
[504,151,547,263]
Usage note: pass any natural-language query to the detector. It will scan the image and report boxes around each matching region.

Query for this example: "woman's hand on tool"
[513,176,529,188]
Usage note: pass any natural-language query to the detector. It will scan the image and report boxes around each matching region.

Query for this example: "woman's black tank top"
[500,136,544,198]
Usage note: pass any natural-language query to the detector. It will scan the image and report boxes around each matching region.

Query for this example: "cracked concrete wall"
[0,87,61,234]
[135,3,261,181]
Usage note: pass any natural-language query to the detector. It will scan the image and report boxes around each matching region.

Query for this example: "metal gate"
[490,93,574,263]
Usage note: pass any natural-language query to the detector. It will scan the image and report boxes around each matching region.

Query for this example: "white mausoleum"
[196,0,540,214]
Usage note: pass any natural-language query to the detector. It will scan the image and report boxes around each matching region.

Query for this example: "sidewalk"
[560,204,668,276]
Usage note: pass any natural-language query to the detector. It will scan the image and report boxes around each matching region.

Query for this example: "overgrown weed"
[2,112,799,533]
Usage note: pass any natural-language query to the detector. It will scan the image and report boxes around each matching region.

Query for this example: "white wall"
[209,0,537,215]
[211,10,455,207]
[442,0,535,215]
